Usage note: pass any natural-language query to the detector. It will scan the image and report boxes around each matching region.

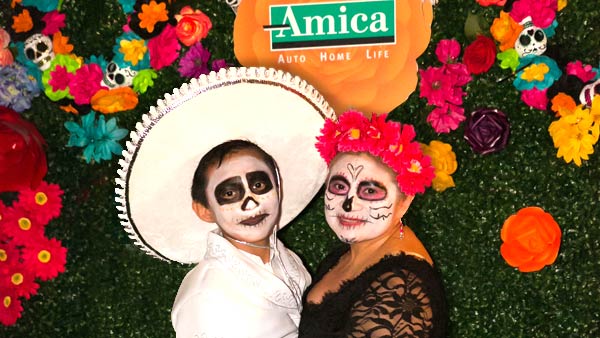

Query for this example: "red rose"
[175,6,212,47]
[463,35,497,75]
[0,106,47,193]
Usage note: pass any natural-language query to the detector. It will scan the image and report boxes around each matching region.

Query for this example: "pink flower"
[48,66,71,92]
[520,88,548,110]
[426,104,466,133]
[366,114,401,157]
[566,61,597,83]
[396,150,435,195]
[435,39,461,64]
[419,66,454,106]
[41,11,66,35]
[148,24,181,70]
[337,110,370,153]
[178,42,211,78]
[316,118,341,164]
[0,28,13,66]
[70,64,106,105]
[510,0,558,28]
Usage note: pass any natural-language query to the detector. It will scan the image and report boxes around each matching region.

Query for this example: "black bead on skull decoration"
[514,18,547,58]
[24,33,55,71]
[102,61,138,88]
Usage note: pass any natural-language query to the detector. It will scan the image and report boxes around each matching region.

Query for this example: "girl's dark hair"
[191,140,277,207]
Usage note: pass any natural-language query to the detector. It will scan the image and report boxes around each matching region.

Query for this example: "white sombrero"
[115,67,335,264]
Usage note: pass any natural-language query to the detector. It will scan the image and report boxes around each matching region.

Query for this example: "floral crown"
[316,110,435,195]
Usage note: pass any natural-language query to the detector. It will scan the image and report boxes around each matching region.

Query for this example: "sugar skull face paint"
[325,152,406,244]
[205,152,280,243]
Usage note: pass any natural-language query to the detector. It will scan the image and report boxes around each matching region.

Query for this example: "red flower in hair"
[315,118,341,164]
[0,289,23,326]
[336,110,370,153]
[15,181,64,225]
[21,237,67,281]
[366,114,400,157]
[396,150,435,195]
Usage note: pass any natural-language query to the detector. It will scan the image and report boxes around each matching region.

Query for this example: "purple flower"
[178,42,211,78]
[464,108,510,155]
[0,64,41,112]
[211,59,228,72]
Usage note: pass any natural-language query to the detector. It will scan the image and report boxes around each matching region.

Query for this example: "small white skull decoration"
[579,78,600,107]
[24,34,55,71]
[102,61,138,88]
[514,19,547,58]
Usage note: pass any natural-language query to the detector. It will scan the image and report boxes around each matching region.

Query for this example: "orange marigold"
[91,87,139,114]
[12,9,33,33]
[52,32,74,55]
[138,0,169,33]
[490,11,523,52]
[550,92,576,117]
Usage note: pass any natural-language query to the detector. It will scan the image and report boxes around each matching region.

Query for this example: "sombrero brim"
[115,67,335,264]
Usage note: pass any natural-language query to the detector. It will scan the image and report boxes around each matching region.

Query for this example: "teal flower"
[513,55,562,91]
[64,112,128,163]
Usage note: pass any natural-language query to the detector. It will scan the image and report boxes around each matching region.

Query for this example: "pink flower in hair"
[336,110,369,153]
[366,114,400,157]
[396,150,434,195]
[316,118,341,164]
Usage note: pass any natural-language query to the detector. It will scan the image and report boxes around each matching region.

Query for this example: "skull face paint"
[325,152,404,244]
[205,152,280,244]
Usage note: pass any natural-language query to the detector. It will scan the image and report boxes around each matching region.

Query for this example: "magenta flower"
[211,59,228,72]
[426,103,466,133]
[510,0,557,28]
[419,67,454,106]
[521,88,548,110]
[445,63,472,87]
[178,42,211,78]
[435,39,461,64]
[48,66,71,92]
[41,11,66,35]
[148,24,181,70]
[70,64,106,105]
[566,61,597,83]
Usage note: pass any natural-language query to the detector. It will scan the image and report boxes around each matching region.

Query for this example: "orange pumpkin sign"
[233,0,433,115]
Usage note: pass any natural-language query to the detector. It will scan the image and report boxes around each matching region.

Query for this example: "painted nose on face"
[241,196,259,210]
[342,196,353,212]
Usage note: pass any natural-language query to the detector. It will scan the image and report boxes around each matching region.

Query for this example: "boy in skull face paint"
[172,140,311,338]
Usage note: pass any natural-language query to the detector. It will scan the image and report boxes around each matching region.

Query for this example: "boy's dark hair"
[191,140,278,207]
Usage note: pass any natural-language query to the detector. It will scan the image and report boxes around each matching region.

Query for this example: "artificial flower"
[20,0,59,12]
[396,151,435,195]
[490,11,523,52]
[426,103,466,133]
[90,87,138,113]
[16,181,63,225]
[178,42,211,78]
[137,0,169,34]
[464,108,510,155]
[41,10,65,35]
[365,113,401,157]
[4,269,39,299]
[444,62,472,87]
[0,241,21,270]
[550,92,576,117]
[12,41,42,89]
[434,39,461,64]
[566,61,597,83]
[211,59,228,72]
[463,35,497,74]
[315,118,341,164]
[497,49,520,71]
[520,88,548,110]
[69,63,106,105]
[419,66,456,107]
[476,0,506,6]
[47,65,71,92]
[52,31,73,55]
[510,0,558,29]
[175,6,212,47]
[0,207,45,242]
[500,206,561,272]
[0,63,41,112]
[119,38,147,67]
[119,0,136,14]
[420,140,457,192]
[0,28,14,66]
[548,105,598,166]
[514,56,562,91]
[0,291,23,326]
[557,0,567,11]
[148,24,180,70]
[132,69,157,94]
[64,111,128,163]
[42,54,81,101]
[12,9,33,33]
[113,32,150,70]
[0,106,47,193]
[21,237,67,281]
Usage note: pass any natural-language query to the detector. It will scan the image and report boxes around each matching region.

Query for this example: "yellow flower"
[550,92,576,117]
[549,105,599,166]
[520,63,550,82]
[421,140,457,192]
[138,0,169,33]
[557,0,567,11]
[119,39,147,66]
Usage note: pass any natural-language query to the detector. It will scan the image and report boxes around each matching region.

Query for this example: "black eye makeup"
[357,181,387,201]
[214,176,245,205]
[246,171,273,195]
[327,175,350,195]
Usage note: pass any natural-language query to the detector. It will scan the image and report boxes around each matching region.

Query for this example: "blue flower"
[513,55,562,91]
[118,0,136,14]
[21,0,59,12]
[543,20,558,39]
[0,64,41,112]
[64,112,129,163]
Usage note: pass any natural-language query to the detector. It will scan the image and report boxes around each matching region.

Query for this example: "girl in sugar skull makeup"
[299,110,448,338]
[116,67,335,338]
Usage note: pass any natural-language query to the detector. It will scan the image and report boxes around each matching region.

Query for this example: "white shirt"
[172,230,311,338]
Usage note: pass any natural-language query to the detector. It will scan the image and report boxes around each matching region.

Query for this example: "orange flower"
[550,92,576,117]
[138,0,169,34]
[52,32,74,55]
[490,11,523,52]
[91,87,139,114]
[175,6,212,46]
[233,0,433,116]
[500,207,561,272]
[12,9,33,33]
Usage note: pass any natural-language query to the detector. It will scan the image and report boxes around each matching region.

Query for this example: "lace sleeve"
[348,268,434,338]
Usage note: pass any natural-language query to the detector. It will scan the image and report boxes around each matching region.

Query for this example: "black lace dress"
[299,245,448,338]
